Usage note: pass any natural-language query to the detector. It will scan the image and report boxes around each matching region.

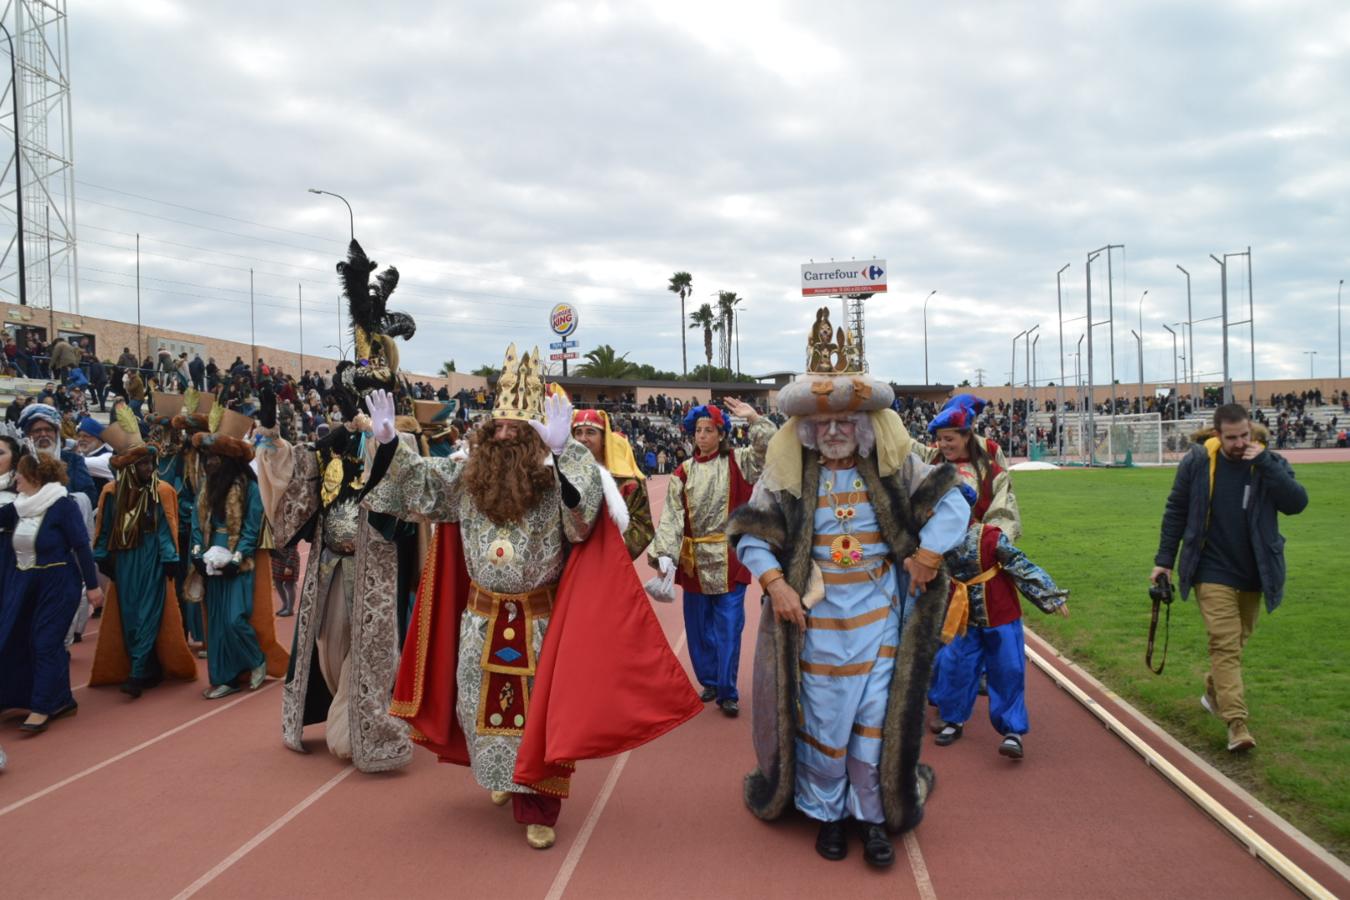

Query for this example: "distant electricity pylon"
[0,0,80,316]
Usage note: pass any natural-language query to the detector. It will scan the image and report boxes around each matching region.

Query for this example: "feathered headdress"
[335,239,416,402]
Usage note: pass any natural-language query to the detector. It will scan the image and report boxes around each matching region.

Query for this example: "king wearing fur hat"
[362,343,700,851]
[728,308,970,868]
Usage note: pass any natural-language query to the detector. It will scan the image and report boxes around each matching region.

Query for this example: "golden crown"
[805,307,863,375]
[492,343,546,422]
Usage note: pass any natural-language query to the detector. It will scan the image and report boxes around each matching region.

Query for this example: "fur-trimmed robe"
[727,451,960,834]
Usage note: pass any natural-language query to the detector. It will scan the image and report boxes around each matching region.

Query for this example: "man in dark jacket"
[1150,403,1308,753]
[189,353,206,391]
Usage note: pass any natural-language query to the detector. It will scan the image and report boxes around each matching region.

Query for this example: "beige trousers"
[1194,582,1262,723]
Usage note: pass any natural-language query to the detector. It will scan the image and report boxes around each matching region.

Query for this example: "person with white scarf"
[0,452,103,734]
[0,432,21,769]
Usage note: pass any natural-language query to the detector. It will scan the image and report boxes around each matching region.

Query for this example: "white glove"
[657,556,674,576]
[529,391,573,455]
[644,574,676,603]
[366,389,397,445]
[202,545,233,575]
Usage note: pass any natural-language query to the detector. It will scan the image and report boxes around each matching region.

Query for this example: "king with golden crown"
[359,342,702,851]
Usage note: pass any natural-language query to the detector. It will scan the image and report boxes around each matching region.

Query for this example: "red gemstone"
[496,547,505,558]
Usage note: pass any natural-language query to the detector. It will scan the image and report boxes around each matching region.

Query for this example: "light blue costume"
[738,467,968,824]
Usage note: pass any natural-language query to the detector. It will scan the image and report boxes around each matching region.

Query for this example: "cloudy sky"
[19,0,1350,388]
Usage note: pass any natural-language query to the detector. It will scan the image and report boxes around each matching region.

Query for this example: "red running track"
[1,475,1344,899]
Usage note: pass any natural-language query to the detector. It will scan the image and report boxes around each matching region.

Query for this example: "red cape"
[390,504,702,795]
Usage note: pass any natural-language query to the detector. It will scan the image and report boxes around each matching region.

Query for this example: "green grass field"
[1011,462,1349,860]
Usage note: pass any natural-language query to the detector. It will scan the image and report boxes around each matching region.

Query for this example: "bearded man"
[75,416,114,494]
[571,408,653,559]
[649,397,773,717]
[18,403,97,506]
[363,345,700,851]
[728,309,969,868]
[90,418,196,697]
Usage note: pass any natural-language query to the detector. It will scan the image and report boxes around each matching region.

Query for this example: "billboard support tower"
[0,0,79,317]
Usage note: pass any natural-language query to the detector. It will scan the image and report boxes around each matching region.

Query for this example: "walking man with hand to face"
[1151,403,1307,752]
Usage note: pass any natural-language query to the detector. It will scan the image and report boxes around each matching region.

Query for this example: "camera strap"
[1146,595,1170,675]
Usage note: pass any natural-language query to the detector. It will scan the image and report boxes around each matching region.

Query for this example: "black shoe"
[719,699,739,718]
[698,686,716,703]
[72,633,83,643]
[277,606,294,618]
[862,824,895,868]
[815,819,848,861]
[120,678,143,698]
[934,722,963,746]
[91,607,103,620]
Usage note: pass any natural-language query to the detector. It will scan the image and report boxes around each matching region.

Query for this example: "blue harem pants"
[929,619,1029,736]
[682,585,746,702]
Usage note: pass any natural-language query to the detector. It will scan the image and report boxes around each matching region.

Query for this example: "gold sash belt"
[679,533,726,577]
[941,565,1001,643]
[467,581,557,618]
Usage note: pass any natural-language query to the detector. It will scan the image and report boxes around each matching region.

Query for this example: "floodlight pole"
[1177,265,1194,404]
[1085,244,1122,465]
[1304,350,1317,378]
[1055,263,1069,457]
[2,23,26,308]
[1338,278,1344,378]
[1162,324,1179,419]
[1011,327,1028,442]
[1130,329,1144,413]
[1210,254,1231,404]
[922,289,937,384]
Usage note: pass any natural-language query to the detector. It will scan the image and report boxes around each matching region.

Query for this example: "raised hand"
[366,389,397,445]
[528,391,573,455]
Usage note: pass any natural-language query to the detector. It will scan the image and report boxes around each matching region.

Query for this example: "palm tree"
[689,303,716,377]
[439,360,456,377]
[668,271,693,376]
[716,291,741,373]
[574,344,637,379]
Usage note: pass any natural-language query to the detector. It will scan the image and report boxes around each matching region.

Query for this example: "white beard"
[27,438,60,460]
[819,438,858,460]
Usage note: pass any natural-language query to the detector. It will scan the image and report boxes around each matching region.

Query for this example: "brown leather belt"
[467,581,557,618]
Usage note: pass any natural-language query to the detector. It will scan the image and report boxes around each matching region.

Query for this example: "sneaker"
[1200,691,1219,718]
[1227,720,1256,753]
[998,734,1024,760]
[698,686,716,703]
[719,699,740,718]
[934,723,963,746]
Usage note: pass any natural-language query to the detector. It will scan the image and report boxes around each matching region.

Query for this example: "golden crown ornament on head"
[492,343,546,423]
[778,307,893,416]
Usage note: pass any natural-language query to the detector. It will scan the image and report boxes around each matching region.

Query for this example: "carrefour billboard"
[800,259,888,296]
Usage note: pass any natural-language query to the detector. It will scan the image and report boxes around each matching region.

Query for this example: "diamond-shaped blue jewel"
[495,646,523,663]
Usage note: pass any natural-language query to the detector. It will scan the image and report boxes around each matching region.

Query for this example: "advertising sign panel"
[800,260,888,297]
[549,303,579,337]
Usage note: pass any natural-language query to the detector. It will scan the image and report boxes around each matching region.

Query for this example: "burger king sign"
[549,302,578,338]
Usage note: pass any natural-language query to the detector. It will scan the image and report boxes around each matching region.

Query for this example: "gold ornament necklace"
[823,470,867,568]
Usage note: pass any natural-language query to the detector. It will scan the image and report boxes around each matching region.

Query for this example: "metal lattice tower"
[0,0,79,314]
[844,293,869,372]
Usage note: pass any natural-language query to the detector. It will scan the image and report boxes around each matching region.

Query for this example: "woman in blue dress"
[0,452,103,733]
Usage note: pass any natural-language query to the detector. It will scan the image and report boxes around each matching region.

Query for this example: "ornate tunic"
[650,419,774,594]
[256,427,414,773]
[363,438,603,793]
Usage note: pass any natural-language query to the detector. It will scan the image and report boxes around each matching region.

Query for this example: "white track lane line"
[0,681,279,818]
[544,630,689,900]
[903,831,938,900]
[171,764,357,900]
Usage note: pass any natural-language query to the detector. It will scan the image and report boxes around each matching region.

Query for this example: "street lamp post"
[1023,325,1039,452]
[2,23,26,307]
[1304,350,1317,379]
[1137,289,1148,342]
[1055,263,1069,458]
[1162,324,1179,420]
[922,289,937,384]
[298,283,304,376]
[308,188,355,358]
[1011,326,1029,427]
[1085,244,1123,465]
